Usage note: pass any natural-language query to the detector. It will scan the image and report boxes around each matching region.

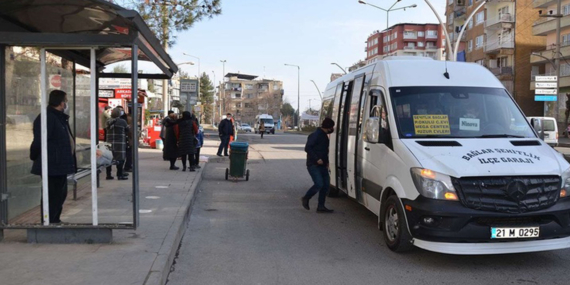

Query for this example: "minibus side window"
[364,89,390,146]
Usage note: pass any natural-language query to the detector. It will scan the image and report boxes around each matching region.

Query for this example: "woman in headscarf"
[162,112,179,170]
[106,107,129,180]
[177,111,198,171]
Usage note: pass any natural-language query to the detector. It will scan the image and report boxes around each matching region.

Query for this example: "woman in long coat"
[106,107,129,180]
[177,111,198,171]
[162,112,179,170]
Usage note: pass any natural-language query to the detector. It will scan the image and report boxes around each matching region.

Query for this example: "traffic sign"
[49,74,61,89]
[535,95,558,101]
[535,82,557,88]
[535,76,557,82]
[535,89,558,95]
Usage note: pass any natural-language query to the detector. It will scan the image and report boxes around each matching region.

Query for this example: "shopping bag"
[97,143,113,167]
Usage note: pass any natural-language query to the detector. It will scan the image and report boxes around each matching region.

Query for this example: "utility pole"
[212,71,216,126]
[556,0,562,120]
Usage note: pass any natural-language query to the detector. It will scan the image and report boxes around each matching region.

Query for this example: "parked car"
[527,116,558,146]
[240,123,252,132]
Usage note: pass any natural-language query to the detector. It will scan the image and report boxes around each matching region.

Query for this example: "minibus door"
[335,81,353,194]
[346,75,366,202]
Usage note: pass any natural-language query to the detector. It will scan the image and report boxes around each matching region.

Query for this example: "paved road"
[168,132,570,285]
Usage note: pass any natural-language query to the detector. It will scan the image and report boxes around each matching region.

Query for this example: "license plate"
[491,227,540,239]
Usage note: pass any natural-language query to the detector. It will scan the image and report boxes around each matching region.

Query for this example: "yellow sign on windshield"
[413,115,451,135]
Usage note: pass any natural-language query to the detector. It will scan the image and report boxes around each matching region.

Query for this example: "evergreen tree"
[199,72,215,123]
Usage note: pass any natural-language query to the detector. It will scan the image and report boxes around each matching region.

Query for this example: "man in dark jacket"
[301,118,335,213]
[30,90,76,224]
[217,113,234,157]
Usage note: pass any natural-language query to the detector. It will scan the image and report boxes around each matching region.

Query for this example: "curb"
[143,166,205,285]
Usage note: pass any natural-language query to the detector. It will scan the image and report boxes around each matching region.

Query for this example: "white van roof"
[376,59,505,89]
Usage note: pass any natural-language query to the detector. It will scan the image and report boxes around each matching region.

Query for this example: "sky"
[124,0,446,113]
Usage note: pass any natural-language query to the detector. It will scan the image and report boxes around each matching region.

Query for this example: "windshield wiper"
[478,134,526,138]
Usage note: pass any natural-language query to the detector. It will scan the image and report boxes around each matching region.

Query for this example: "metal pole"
[552,0,562,119]
[212,71,216,126]
[221,60,226,116]
[387,11,389,30]
[310,80,322,100]
[90,48,98,226]
[454,0,488,60]
[40,48,50,225]
[131,45,140,228]
[0,45,8,229]
[423,0,454,61]
[297,66,300,130]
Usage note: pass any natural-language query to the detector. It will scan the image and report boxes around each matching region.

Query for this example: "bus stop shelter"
[0,0,178,242]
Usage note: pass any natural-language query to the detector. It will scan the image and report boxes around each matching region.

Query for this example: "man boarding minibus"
[321,57,570,255]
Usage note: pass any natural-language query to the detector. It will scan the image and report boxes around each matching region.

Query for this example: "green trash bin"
[226,142,250,181]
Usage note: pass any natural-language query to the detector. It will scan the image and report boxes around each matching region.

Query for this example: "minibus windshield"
[261,119,274,125]
[389,86,536,139]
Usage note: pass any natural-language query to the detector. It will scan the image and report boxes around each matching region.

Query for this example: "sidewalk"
[0,139,220,285]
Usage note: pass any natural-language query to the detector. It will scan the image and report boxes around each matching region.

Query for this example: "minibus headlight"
[560,167,570,198]
[410,168,459,201]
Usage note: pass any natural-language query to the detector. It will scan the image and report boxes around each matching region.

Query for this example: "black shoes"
[124,168,132,172]
[118,175,129,180]
[182,167,186,172]
[316,207,334,213]
[170,166,180,170]
[106,176,114,180]
[189,167,196,172]
[217,154,223,157]
[224,154,229,157]
[195,165,201,169]
[301,197,310,210]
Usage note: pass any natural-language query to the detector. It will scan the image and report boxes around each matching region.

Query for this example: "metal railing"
[489,66,513,76]
[485,38,515,52]
[485,13,513,28]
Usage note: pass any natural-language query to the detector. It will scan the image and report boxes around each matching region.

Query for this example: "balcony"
[531,42,570,64]
[490,66,514,80]
[454,6,466,19]
[533,0,557,8]
[404,46,416,50]
[485,13,514,30]
[533,15,570,36]
[425,45,438,50]
[403,34,418,40]
[485,37,514,54]
[426,33,438,39]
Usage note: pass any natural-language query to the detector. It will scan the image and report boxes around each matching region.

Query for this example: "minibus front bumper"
[401,197,570,254]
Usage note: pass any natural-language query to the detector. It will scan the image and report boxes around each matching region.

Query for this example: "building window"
[236,103,241,108]
[476,59,485,66]
[563,33,570,46]
[468,40,473,52]
[468,19,473,29]
[476,11,485,25]
[427,30,438,38]
[245,103,252,108]
[561,5,570,16]
[475,35,484,49]
[418,42,424,47]
[418,31,425,37]
[442,39,446,46]
[245,84,253,90]
[468,0,472,6]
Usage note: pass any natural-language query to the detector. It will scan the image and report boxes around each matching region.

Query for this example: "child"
[194,126,204,169]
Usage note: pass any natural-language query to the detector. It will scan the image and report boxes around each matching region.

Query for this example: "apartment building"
[446,0,544,116]
[220,73,284,124]
[530,0,570,124]
[365,23,446,64]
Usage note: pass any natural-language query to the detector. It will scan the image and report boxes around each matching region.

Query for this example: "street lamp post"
[285,63,300,130]
[310,80,322,100]
[212,70,216,126]
[358,0,417,30]
[182,53,201,119]
[220,60,226,118]
[330,63,347,74]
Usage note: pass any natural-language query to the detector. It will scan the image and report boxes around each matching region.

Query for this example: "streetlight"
[220,60,226,117]
[358,0,417,30]
[182,53,201,119]
[284,63,300,130]
[310,80,322,100]
[330,63,347,74]
[212,70,216,126]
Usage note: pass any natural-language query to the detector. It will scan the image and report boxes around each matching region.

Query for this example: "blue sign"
[535,95,557,101]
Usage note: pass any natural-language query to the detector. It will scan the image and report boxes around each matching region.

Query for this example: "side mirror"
[531,118,545,140]
[365,117,380,143]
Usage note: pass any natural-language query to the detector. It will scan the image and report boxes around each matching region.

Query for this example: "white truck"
[254,114,275,134]
[321,56,570,255]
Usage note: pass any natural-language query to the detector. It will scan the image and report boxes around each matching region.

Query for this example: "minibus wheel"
[382,195,413,252]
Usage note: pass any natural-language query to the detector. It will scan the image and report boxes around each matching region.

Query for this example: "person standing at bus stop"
[301,117,335,213]
[30,90,76,224]
[217,113,234,157]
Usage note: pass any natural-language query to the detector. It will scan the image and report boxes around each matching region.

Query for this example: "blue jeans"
[304,165,330,208]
